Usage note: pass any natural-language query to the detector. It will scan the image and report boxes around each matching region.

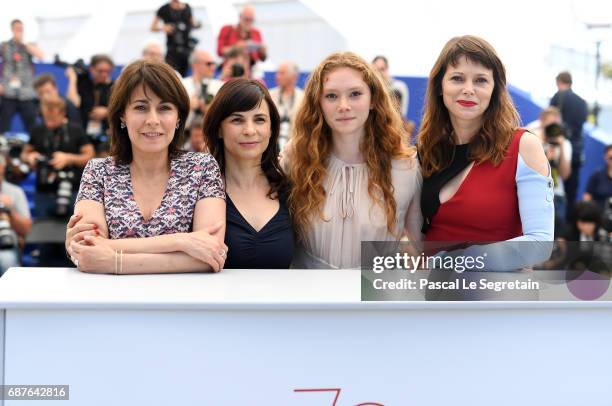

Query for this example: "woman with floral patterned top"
[65,59,227,274]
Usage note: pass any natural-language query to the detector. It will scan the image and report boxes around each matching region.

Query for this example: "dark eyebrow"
[323,86,365,92]
[131,99,150,104]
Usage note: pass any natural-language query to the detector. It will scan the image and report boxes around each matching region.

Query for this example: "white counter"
[0,267,611,405]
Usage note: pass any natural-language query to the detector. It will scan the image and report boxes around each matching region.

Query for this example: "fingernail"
[95,230,100,236]
[92,224,98,229]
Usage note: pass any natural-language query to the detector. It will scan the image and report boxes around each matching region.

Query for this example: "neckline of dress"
[329,153,367,168]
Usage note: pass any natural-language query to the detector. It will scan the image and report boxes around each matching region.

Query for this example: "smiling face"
[121,85,179,157]
[320,67,372,140]
[441,56,494,128]
[220,100,272,164]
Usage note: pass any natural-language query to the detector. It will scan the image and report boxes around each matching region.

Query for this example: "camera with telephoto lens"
[0,136,30,184]
[0,202,17,249]
[35,156,75,218]
[168,22,199,56]
[53,55,87,76]
[230,63,245,78]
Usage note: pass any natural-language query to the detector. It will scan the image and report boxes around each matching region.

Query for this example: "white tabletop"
[0,267,610,310]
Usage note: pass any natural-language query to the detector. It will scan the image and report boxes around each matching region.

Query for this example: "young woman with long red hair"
[284,52,422,269]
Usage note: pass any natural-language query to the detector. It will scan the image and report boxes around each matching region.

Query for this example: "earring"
[176,121,180,130]
[120,122,126,129]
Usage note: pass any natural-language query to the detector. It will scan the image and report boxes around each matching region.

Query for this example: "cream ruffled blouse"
[291,154,422,269]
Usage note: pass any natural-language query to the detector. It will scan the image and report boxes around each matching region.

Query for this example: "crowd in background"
[0,1,610,274]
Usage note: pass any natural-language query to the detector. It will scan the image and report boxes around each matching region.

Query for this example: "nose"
[243,119,256,136]
[337,95,351,112]
[462,82,475,95]
[145,109,160,126]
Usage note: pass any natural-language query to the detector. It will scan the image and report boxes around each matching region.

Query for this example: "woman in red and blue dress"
[418,36,554,270]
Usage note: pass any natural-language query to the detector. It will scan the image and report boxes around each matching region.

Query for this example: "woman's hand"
[70,237,116,274]
[66,213,101,260]
[180,222,227,272]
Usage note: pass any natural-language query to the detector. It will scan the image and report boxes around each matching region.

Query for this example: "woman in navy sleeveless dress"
[203,79,294,269]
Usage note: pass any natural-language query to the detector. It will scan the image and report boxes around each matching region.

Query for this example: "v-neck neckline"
[227,194,280,234]
[126,160,175,223]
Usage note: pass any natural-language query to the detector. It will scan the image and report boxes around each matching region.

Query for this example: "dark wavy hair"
[203,79,287,198]
[107,59,189,165]
[417,35,521,177]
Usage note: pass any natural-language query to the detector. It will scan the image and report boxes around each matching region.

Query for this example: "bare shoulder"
[519,131,549,176]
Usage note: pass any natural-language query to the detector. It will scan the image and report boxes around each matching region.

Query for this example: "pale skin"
[438,57,549,204]
[221,101,279,231]
[319,67,420,241]
[65,86,227,274]
[320,67,373,164]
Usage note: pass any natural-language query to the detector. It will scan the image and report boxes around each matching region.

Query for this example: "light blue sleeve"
[461,155,555,271]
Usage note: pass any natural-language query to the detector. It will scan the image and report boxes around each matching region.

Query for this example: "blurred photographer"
[584,145,612,211]
[151,0,201,76]
[0,19,44,133]
[219,48,249,81]
[217,5,267,69]
[181,50,222,127]
[33,73,81,127]
[65,54,114,144]
[0,154,31,275]
[269,61,304,149]
[21,96,94,218]
[537,107,572,222]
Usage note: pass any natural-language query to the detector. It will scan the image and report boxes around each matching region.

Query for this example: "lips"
[239,142,259,148]
[142,132,163,138]
[457,100,477,107]
[336,117,355,122]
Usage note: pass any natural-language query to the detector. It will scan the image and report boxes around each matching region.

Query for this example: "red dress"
[425,129,525,242]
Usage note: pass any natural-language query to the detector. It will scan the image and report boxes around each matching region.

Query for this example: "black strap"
[420,143,471,234]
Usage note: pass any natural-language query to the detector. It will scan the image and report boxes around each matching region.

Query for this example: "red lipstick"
[458,100,477,107]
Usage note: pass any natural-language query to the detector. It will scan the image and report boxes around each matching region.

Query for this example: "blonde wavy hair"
[288,51,415,240]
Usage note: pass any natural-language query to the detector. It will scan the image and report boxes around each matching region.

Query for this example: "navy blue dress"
[224,194,295,269]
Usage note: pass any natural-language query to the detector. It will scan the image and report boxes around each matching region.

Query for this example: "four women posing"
[66,35,553,273]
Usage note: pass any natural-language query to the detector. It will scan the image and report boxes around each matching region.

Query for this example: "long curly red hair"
[287,52,415,240]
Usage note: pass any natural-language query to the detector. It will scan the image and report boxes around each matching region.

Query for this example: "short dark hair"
[203,79,286,198]
[10,19,22,28]
[107,59,189,165]
[556,71,572,85]
[576,201,601,224]
[604,144,612,155]
[372,55,389,67]
[90,54,114,68]
[33,74,57,90]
